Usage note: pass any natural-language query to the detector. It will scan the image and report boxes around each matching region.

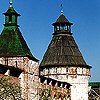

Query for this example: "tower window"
[9,15,12,22]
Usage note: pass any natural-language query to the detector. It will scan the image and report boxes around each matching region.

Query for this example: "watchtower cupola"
[52,11,73,35]
[3,0,20,27]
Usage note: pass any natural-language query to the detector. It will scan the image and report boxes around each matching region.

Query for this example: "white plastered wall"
[40,66,90,100]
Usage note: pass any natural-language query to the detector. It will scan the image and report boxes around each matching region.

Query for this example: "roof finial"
[9,0,13,7]
[60,4,64,15]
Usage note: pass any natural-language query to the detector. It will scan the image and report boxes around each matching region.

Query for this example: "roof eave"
[40,64,92,69]
[0,55,39,62]
[3,12,21,16]
[52,22,73,26]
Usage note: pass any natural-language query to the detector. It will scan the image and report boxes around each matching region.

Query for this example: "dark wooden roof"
[3,7,20,16]
[52,14,73,26]
[40,34,89,67]
[40,13,90,68]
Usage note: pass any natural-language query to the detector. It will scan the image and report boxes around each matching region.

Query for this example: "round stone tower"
[40,11,91,100]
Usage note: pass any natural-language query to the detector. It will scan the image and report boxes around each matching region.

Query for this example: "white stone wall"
[68,67,90,100]
[68,75,90,100]
[0,57,39,100]
[40,66,90,100]
[0,56,90,100]
[40,67,68,82]
[27,59,39,100]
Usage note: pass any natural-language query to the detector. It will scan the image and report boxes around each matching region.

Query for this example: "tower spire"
[9,0,13,7]
[60,4,64,14]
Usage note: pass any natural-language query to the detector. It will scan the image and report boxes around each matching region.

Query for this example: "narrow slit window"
[9,15,12,22]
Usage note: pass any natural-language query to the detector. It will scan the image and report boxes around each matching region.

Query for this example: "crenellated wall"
[40,66,91,100]
[39,76,71,100]
[0,57,39,100]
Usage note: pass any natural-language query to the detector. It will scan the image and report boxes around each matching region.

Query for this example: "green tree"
[0,76,22,100]
[39,88,51,100]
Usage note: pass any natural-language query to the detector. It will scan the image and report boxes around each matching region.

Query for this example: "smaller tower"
[0,1,39,100]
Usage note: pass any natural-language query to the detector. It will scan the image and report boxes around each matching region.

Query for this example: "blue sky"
[0,0,100,82]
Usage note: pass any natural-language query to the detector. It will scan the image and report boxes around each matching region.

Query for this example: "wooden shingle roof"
[40,13,90,68]
[0,27,38,61]
[40,34,89,67]
[0,6,38,61]
[52,13,73,26]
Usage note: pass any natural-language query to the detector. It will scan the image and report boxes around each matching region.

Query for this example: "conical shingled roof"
[0,27,38,61]
[52,13,73,25]
[0,6,38,61]
[40,13,90,68]
[40,34,88,67]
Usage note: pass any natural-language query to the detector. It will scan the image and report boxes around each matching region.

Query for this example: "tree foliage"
[39,88,51,100]
[0,76,22,100]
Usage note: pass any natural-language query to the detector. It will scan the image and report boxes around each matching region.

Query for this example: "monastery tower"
[40,11,91,100]
[0,1,39,100]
